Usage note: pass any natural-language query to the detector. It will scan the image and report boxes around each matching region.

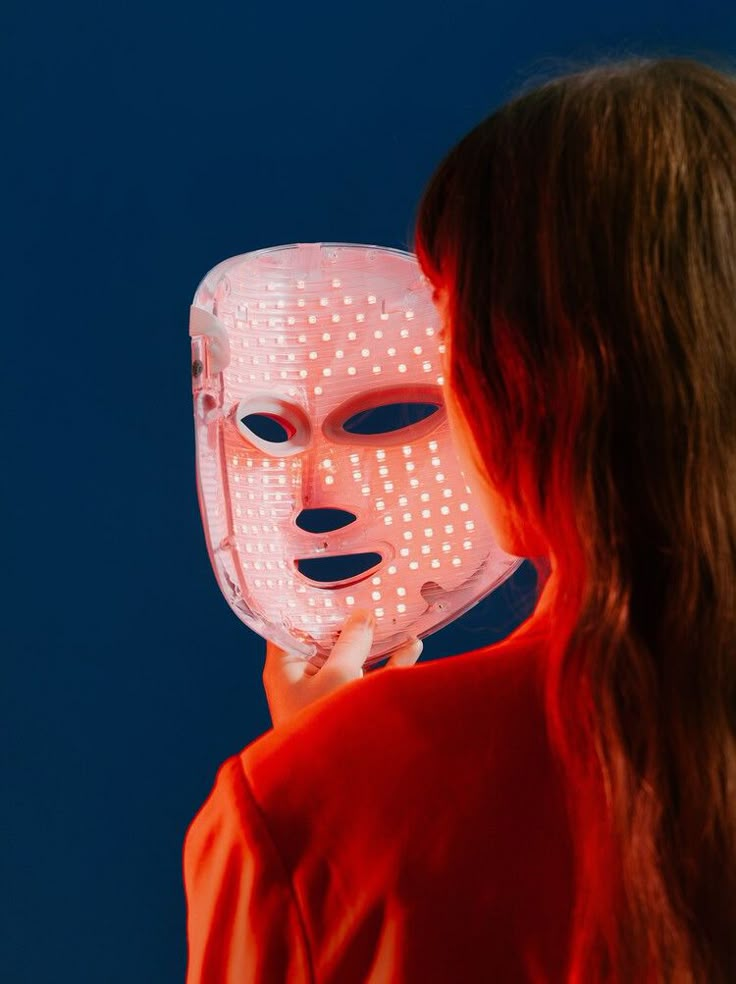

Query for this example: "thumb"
[324,609,376,677]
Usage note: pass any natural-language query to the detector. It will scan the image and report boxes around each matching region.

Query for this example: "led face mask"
[190,242,523,668]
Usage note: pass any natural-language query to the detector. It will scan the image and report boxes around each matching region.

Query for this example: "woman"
[184,56,736,982]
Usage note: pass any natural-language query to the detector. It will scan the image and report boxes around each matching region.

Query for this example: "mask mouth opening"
[294,551,383,588]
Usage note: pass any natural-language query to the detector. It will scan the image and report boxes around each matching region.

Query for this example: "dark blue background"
[4,1,734,980]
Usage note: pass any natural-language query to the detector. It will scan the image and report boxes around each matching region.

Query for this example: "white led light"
[406,462,414,471]
[413,346,423,355]
[465,520,475,531]
[372,576,381,585]
[332,314,341,323]
[314,385,323,395]
[332,278,341,287]
[322,332,331,341]
[344,296,353,304]
[377,450,386,461]
[403,531,413,540]
[452,558,461,566]
[373,365,381,374]
[323,459,332,469]
[322,367,332,376]
[299,369,307,378]
[397,603,406,613]
[376,607,384,617]
[298,334,307,343]
[309,351,318,360]
[405,310,414,319]
[361,348,370,357]
[372,591,381,600]
[353,471,362,480]
[460,502,469,511]
[376,499,385,510]
[348,331,357,341]
[346,596,354,605]
[388,347,396,357]
[398,364,407,373]
[350,453,360,464]
[420,492,430,502]
[384,515,393,524]
[431,559,440,568]
[368,295,377,303]
[348,366,356,375]
[442,543,451,552]
[409,560,419,569]
[297,298,306,307]
[403,512,412,521]
[308,315,317,323]
[402,446,412,456]
[373,329,383,339]
[296,280,305,289]
[463,540,472,549]
[444,524,454,534]
[379,466,389,477]
[424,528,433,537]
[436,473,445,482]
[288,352,296,361]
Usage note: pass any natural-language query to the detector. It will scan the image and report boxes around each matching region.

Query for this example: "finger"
[326,609,375,674]
[385,638,424,669]
[263,638,309,686]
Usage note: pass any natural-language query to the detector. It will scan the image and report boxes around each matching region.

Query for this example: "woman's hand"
[262,610,423,729]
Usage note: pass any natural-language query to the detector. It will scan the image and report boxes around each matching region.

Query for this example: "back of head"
[413,56,736,982]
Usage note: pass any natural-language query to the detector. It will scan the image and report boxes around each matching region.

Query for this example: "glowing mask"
[189,242,523,668]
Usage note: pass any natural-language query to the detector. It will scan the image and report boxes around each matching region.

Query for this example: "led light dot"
[348,331,357,341]
[336,349,344,358]
[413,346,423,355]
[452,558,461,566]
[403,531,413,540]
[348,367,356,375]
[308,315,317,324]
[368,295,376,303]
[397,603,406,613]
[406,462,414,471]
[388,347,397,357]
[314,385,323,395]
[398,364,407,373]
[372,591,381,601]
[346,596,354,605]
[388,565,397,575]
[361,348,370,357]
[309,351,318,360]
[431,559,440,568]
[322,332,331,341]
[409,560,419,569]
[372,576,381,585]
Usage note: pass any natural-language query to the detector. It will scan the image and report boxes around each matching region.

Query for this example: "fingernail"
[353,609,375,628]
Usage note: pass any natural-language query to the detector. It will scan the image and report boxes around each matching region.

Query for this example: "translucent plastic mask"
[189,242,523,668]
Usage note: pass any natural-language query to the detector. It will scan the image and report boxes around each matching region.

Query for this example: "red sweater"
[183,593,575,982]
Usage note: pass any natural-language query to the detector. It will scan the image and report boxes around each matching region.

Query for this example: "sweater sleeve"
[183,755,313,984]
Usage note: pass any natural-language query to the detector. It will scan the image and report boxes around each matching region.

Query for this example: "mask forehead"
[190,242,523,665]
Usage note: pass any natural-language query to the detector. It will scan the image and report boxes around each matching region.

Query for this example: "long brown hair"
[412,56,736,982]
